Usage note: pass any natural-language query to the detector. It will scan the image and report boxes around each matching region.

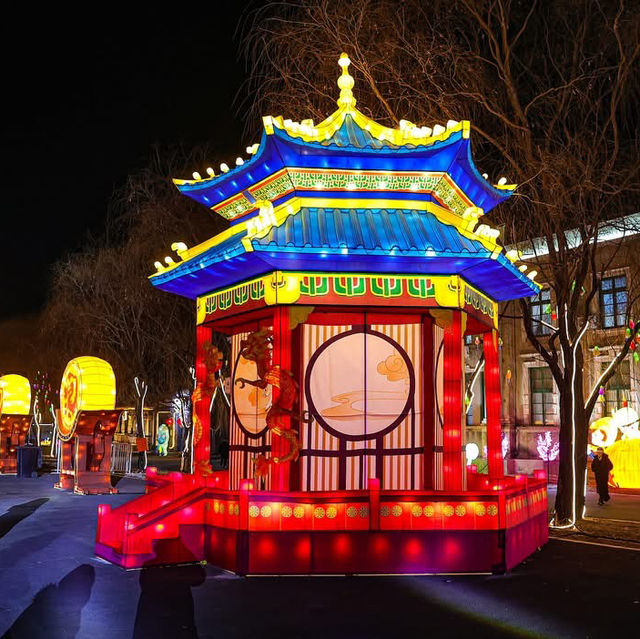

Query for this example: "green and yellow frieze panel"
[197,271,497,328]
[213,168,474,221]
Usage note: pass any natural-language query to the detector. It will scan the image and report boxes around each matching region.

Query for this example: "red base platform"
[96,468,548,574]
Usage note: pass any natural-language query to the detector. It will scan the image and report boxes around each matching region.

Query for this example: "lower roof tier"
[150,205,538,302]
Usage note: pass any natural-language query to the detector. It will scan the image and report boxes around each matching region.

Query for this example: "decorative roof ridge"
[264,110,470,152]
[268,113,469,153]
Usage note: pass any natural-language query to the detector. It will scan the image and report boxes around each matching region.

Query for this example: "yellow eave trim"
[265,105,469,149]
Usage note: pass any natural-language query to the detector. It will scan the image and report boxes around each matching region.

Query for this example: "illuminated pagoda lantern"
[97,54,548,574]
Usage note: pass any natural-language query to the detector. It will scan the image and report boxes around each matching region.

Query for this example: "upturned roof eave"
[172,121,512,216]
[150,243,538,302]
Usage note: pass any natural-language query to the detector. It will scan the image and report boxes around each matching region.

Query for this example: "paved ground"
[1,474,639,639]
[548,485,640,522]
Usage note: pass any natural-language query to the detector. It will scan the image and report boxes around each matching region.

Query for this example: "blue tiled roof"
[151,207,538,302]
[254,207,483,255]
[320,115,399,149]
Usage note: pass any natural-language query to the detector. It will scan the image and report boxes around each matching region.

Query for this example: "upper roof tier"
[174,54,515,225]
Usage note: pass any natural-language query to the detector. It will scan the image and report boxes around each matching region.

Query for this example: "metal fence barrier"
[111,442,132,474]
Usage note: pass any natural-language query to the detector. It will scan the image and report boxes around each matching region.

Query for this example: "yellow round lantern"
[588,416,618,450]
[0,374,31,416]
[607,438,640,489]
[59,357,116,441]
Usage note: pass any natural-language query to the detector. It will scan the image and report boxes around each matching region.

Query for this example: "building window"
[530,366,555,426]
[602,360,631,414]
[530,289,552,336]
[600,275,627,328]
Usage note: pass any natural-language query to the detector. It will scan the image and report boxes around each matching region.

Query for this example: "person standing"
[591,446,613,506]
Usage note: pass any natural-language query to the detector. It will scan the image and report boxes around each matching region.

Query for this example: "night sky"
[1,4,252,321]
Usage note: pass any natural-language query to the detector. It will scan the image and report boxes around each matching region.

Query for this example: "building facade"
[464,220,640,476]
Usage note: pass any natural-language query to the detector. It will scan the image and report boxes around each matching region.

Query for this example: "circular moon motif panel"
[306,330,414,439]
[232,354,272,436]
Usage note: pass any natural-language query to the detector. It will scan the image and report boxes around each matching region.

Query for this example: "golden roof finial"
[337,53,356,109]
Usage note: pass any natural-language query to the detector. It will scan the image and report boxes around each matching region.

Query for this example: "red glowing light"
[334,534,351,556]
[373,535,390,555]
[404,538,422,558]
[257,537,277,558]
[443,537,461,559]
[294,538,311,559]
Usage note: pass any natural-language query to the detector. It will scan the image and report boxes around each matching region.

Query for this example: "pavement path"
[547,485,640,522]
[1,474,640,638]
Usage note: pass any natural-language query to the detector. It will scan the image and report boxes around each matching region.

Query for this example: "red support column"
[271,306,291,491]
[289,321,303,492]
[484,330,504,479]
[194,324,213,475]
[422,314,435,489]
[443,311,464,490]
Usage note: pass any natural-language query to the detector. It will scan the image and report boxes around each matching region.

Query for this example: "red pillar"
[422,314,435,489]
[443,311,464,490]
[484,330,504,479]
[194,324,213,474]
[271,306,291,491]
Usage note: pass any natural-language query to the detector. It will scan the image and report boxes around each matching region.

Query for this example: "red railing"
[96,467,547,570]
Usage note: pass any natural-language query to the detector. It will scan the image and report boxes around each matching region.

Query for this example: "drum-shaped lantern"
[59,357,116,441]
[0,374,31,415]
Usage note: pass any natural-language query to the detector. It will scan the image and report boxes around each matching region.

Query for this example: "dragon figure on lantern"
[191,342,224,474]
[235,328,309,477]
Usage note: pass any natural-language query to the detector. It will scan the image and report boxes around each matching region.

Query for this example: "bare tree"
[41,147,225,467]
[240,0,640,524]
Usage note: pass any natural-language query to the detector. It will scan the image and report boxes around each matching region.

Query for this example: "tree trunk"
[554,378,588,525]
[555,387,573,523]
[575,406,589,519]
